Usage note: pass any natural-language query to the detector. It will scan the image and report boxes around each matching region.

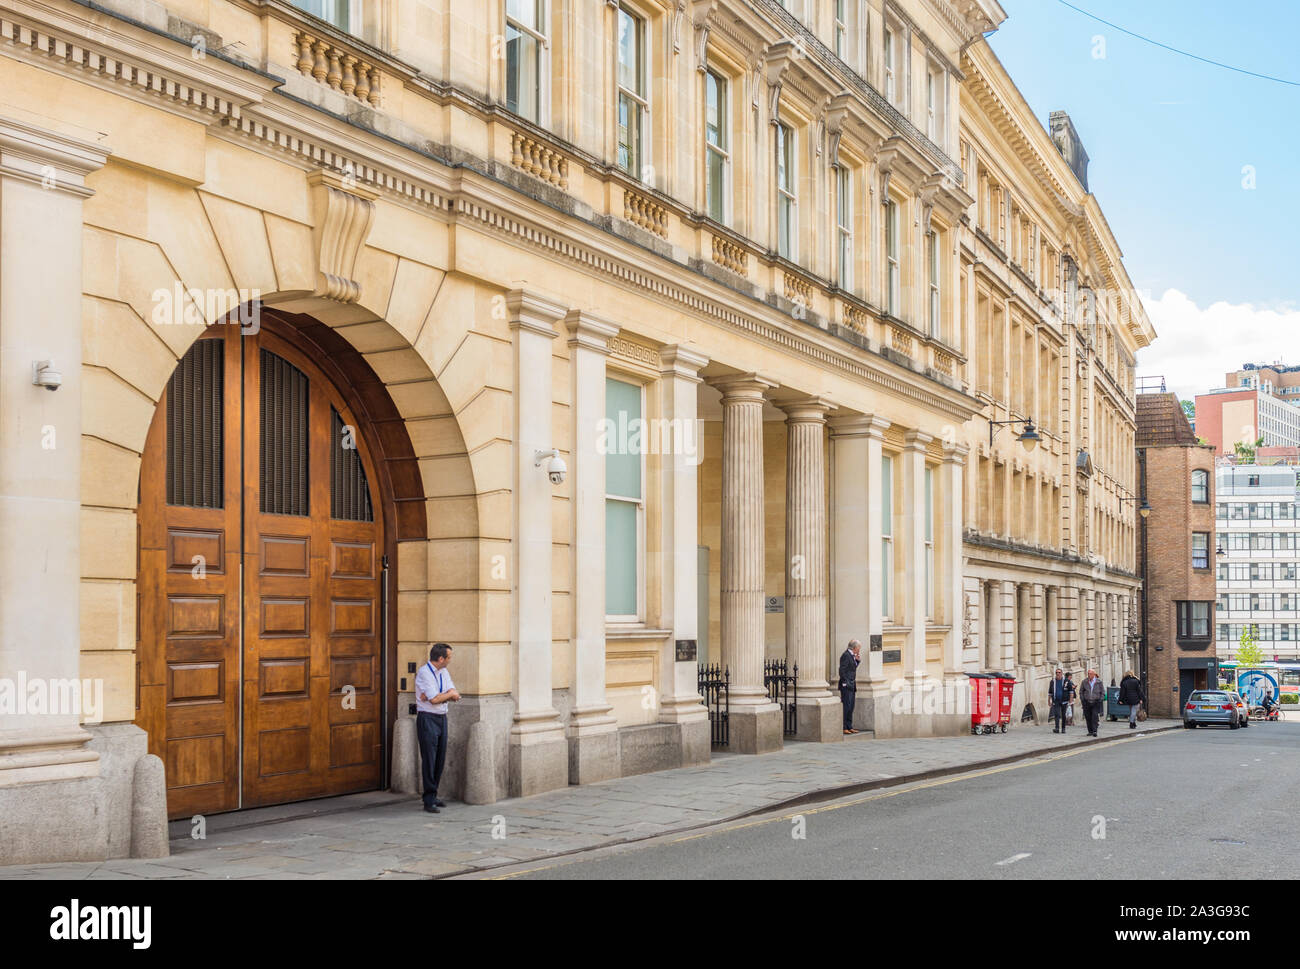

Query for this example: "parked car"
[1183,691,1241,730]
[1225,691,1250,728]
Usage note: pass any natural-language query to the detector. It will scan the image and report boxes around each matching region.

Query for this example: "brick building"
[1136,393,1219,716]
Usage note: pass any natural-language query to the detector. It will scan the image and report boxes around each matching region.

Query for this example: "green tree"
[1234,436,1266,465]
[1238,626,1265,667]
[1181,399,1196,421]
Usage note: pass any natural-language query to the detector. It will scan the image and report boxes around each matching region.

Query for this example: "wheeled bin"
[968,673,996,734]
[991,673,1016,732]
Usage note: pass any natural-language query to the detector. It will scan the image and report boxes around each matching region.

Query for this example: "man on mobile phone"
[415,643,459,813]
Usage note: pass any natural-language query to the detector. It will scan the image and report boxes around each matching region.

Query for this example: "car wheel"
[1242,718,1249,728]
[1188,722,1198,728]
[1230,718,1240,730]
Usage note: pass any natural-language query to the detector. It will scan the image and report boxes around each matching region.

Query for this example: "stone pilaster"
[563,310,621,785]
[902,430,933,677]
[656,345,710,768]
[709,373,782,754]
[831,415,891,733]
[780,398,839,742]
[0,116,110,832]
[507,290,568,797]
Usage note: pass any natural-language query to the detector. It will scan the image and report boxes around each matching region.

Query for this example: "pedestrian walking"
[414,643,459,813]
[1079,668,1105,737]
[1118,669,1144,729]
[839,640,862,735]
[1047,668,1075,734]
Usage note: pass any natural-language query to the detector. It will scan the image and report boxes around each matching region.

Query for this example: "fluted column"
[709,373,782,754]
[781,398,839,741]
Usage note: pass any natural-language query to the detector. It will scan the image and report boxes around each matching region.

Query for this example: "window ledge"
[604,625,671,642]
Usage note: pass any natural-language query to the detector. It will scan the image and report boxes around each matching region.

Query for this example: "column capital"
[776,396,838,423]
[507,289,566,338]
[659,344,710,380]
[0,116,108,199]
[563,309,620,353]
[707,372,778,402]
[942,442,970,464]
[829,413,891,440]
[903,429,934,452]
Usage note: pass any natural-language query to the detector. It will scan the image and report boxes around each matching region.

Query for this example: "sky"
[987,0,1300,401]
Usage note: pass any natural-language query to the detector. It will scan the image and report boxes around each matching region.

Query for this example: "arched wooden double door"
[138,323,385,819]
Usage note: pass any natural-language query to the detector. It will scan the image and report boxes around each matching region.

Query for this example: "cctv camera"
[547,454,567,485]
[32,360,62,391]
[535,449,567,486]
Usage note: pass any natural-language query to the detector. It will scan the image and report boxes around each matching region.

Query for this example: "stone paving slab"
[0,720,1179,880]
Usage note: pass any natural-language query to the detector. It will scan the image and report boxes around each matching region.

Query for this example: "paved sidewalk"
[0,719,1178,879]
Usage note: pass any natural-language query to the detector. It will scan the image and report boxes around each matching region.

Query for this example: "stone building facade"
[0,0,1153,863]
[956,45,1153,718]
[1136,392,1217,718]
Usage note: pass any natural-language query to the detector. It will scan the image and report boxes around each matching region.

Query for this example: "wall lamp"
[989,418,1040,453]
[1119,496,1152,519]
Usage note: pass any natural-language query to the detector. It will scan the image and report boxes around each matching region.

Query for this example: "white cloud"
[1136,289,1300,401]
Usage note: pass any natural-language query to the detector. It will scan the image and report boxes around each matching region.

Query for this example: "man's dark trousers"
[1082,700,1101,736]
[840,686,856,731]
[1052,701,1068,732]
[417,711,447,809]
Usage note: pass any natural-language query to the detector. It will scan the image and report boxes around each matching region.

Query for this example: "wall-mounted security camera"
[535,448,567,486]
[32,360,62,391]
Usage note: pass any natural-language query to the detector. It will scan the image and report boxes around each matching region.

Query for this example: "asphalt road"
[486,721,1300,879]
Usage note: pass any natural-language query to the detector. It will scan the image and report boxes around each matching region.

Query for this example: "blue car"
[1183,690,1241,730]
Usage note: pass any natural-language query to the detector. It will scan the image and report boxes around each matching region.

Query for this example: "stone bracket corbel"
[824,92,853,166]
[307,169,378,303]
[764,40,799,126]
[691,0,717,71]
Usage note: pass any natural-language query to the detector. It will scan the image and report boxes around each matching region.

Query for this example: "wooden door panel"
[139,323,384,817]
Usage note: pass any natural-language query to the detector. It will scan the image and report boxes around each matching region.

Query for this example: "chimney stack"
[1049,111,1090,192]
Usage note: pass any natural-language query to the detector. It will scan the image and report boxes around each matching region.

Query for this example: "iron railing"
[697,663,729,748]
[764,659,798,737]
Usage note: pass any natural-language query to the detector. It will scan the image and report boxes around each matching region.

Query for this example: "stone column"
[656,345,710,767]
[780,398,839,742]
[831,415,890,733]
[563,311,621,785]
[507,290,568,797]
[1046,586,1059,664]
[709,373,782,754]
[0,119,109,863]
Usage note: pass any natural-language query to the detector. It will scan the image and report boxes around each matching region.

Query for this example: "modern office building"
[1216,465,1300,663]
[1195,385,1300,457]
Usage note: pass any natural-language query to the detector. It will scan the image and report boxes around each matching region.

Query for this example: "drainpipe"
[1139,448,1150,711]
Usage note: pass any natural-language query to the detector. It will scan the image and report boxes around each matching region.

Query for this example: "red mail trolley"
[968,672,1017,734]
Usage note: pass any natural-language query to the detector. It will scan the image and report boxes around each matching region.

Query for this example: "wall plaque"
[882,649,902,664]
[765,596,785,614]
[675,639,697,662]
[870,635,883,652]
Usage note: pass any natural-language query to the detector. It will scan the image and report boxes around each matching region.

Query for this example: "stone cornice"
[21,0,982,423]
[0,114,108,197]
[2,0,274,131]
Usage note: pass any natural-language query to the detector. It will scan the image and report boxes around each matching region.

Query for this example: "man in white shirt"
[414,643,460,813]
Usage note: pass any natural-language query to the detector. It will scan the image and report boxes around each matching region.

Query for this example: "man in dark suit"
[839,640,862,735]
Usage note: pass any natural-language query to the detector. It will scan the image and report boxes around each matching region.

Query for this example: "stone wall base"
[507,736,569,798]
[794,697,843,742]
[568,729,621,785]
[618,719,710,777]
[0,723,163,865]
[730,705,784,754]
